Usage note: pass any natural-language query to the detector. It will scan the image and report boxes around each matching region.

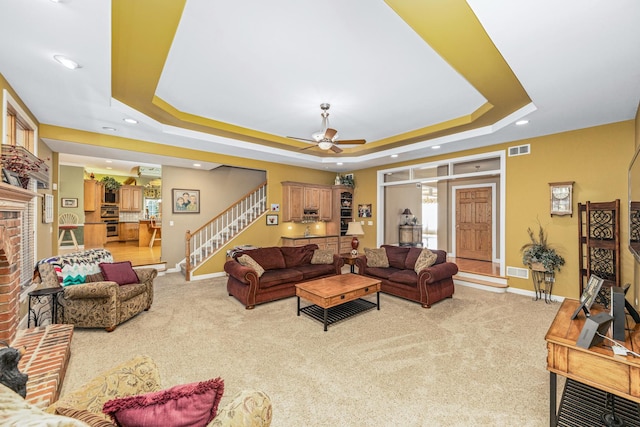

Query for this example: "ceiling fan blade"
[287,136,316,143]
[324,128,338,140]
[330,144,343,153]
[335,139,366,145]
[299,144,317,151]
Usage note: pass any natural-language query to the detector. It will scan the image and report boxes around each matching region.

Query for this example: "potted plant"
[101,176,122,192]
[520,223,566,273]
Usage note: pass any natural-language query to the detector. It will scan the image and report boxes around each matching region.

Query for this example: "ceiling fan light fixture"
[312,131,324,142]
[318,141,333,150]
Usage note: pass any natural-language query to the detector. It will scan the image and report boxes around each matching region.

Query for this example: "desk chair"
[58,213,79,250]
[149,218,161,248]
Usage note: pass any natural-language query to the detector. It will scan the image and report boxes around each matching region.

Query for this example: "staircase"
[182,182,267,280]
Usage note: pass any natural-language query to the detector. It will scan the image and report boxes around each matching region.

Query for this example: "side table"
[340,253,358,273]
[28,287,64,327]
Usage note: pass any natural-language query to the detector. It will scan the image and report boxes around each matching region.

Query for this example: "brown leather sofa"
[355,245,458,308]
[224,244,343,309]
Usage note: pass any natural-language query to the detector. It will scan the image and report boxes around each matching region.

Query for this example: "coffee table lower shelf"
[298,298,377,331]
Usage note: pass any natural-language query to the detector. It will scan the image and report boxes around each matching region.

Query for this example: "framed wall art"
[266,214,278,225]
[61,198,78,208]
[172,189,200,213]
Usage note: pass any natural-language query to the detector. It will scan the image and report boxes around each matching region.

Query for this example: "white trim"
[2,89,39,154]
[451,182,496,262]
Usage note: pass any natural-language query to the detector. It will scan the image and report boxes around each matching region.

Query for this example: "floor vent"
[508,144,530,156]
[506,266,529,279]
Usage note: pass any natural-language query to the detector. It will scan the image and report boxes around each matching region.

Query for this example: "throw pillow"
[237,255,265,277]
[414,249,438,273]
[365,248,389,268]
[99,261,139,286]
[310,249,333,265]
[102,378,224,427]
[55,407,114,427]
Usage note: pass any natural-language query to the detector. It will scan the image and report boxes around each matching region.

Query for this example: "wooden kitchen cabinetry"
[84,180,103,212]
[282,182,333,222]
[84,223,106,248]
[119,185,142,212]
[119,222,139,241]
[281,236,339,254]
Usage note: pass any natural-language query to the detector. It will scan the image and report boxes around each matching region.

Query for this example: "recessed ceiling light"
[53,55,81,70]
[105,160,112,163]
[337,162,343,166]
[193,163,201,167]
[516,120,529,126]
[390,154,398,158]
[102,127,116,131]
[123,118,138,124]
[431,145,441,150]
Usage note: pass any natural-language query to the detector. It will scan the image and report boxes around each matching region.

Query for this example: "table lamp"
[346,221,364,255]
[401,208,413,225]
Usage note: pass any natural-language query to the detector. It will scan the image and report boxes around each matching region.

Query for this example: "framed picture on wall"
[172,189,200,213]
[61,198,78,208]
[266,214,278,225]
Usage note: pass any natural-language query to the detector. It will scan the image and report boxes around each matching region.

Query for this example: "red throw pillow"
[99,261,139,286]
[102,378,224,427]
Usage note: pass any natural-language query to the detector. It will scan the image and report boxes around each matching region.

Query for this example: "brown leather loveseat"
[224,244,344,309]
[355,245,457,308]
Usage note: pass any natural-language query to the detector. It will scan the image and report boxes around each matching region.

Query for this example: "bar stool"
[149,218,161,248]
[58,213,79,250]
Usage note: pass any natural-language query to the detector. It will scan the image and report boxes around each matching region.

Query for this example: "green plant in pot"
[520,223,565,273]
[101,176,122,192]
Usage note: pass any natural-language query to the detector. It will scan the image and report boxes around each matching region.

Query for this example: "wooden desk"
[545,299,640,426]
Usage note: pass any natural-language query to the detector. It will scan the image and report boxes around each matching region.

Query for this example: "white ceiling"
[0,0,639,175]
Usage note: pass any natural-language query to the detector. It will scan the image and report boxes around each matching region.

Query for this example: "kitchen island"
[83,222,106,248]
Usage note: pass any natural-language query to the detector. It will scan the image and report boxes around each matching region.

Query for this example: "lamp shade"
[346,222,364,236]
[401,208,413,216]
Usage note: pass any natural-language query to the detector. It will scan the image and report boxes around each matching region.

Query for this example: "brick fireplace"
[0,183,35,343]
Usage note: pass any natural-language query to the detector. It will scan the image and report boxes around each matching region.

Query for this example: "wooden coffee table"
[296,274,381,331]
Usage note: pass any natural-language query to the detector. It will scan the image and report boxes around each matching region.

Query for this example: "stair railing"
[184,181,267,280]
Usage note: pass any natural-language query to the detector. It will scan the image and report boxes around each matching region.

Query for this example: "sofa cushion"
[414,249,438,273]
[388,270,419,286]
[280,245,315,268]
[294,263,336,280]
[365,267,401,280]
[99,261,139,286]
[55,407,114,427]
[383,245,410,269]
[237,255,265,277]
[259,268,304,288]
[117,282,148,301]
[365,248,389,268]
[404,247,423,269]
[310,249,334,265]
[103,378,224,427]
[245,247,286,270]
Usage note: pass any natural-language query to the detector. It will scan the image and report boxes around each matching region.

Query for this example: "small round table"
[28,287,64,327]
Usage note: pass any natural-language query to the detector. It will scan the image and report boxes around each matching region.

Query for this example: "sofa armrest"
[418,262,459,284]
[332,254,345,274]
[224,260,260,285]
[135,268,158,285]
[62,281,119,299]
[354,255,368,275]
[208,390,272,427]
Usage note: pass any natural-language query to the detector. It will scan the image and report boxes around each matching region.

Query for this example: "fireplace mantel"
[0,182,37,210]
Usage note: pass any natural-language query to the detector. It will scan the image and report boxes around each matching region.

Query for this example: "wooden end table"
[340,253,358,273]
[296,274,381,331]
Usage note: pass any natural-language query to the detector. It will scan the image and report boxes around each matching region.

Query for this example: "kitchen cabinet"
[304,186,320,209]
[84,223,106,248]
[282,182,333,222]
[84,180,103,212]
[281,235,339,254]
[319,188,332,221]
[119,222,139,241]
[282,182,304,222]
[119,185,142,212]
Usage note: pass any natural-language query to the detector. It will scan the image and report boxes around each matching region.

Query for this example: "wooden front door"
[456,187,492,261]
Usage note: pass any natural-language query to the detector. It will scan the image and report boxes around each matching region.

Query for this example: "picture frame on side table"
[571,274,604,319]
[172,189,200,213]
[266,214,278,225]
[61,198,78,208]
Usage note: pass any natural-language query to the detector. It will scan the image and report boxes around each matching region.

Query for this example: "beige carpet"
[61,273,561,426]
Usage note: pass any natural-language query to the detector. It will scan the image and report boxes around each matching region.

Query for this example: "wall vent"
[508,144,530,157]
[506,266,529,279]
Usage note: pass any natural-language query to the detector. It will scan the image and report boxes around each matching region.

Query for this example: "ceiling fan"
[287,103,366,153]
